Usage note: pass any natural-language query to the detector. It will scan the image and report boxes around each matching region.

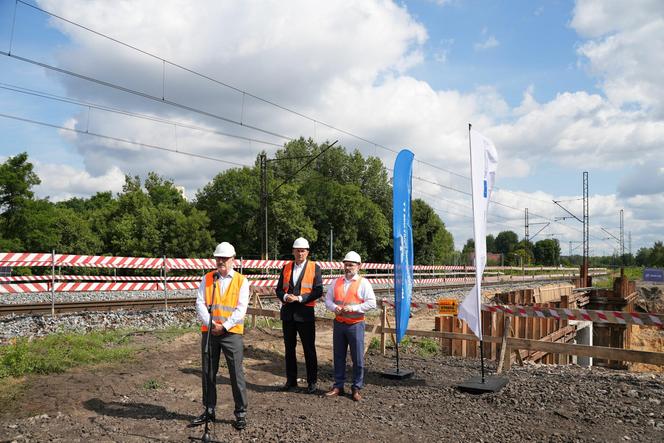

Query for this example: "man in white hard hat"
[275,237,324,394]
[324,251,376,401]
[191,242,249,430]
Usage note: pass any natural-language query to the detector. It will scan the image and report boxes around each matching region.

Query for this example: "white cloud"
[572,0,664,114]
[34,162,125,202]
[474,35,499,51]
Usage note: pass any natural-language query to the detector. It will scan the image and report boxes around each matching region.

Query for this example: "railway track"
[0,297,194,316]
[0,277,579,317]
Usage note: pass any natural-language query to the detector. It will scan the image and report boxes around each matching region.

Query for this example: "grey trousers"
[201,332,247,418]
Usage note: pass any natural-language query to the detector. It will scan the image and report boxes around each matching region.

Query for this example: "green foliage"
[368,337,380,351]
[495,231,519,256]
[417,338,439,357]
[0,152,41,236]
[635,241,664,267]
[411,199,454,264]
[0,331,134,378]
[143,378,161,390]
[534,239,561,266]
[0,146,455,265]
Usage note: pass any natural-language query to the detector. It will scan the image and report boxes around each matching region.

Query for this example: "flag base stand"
[381,368,414,380]
[380,341,414,380]
[457,376,508,394]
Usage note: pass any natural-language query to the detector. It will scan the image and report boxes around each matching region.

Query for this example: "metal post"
[619,209,624,260]
[260,153,269,260]
[162,255,168,308]
[329,226,333,261]
[51,249,55,316]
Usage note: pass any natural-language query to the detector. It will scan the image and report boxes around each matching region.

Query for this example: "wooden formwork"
[435,284,579,364]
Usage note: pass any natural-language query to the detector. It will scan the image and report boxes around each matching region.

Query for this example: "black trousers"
[282,320,317,384]
[201,332,247,418]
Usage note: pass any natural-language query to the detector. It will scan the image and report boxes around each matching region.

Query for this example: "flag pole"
[468,123,486,384]
[457,123,507,394]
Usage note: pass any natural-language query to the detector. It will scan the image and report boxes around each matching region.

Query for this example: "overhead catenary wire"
[0,112,248,167]
[0,82,284,148]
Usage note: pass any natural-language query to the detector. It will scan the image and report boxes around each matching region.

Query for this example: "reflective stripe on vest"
[333,276,365,324]
[282,260,317,307]
[201,271,246,334]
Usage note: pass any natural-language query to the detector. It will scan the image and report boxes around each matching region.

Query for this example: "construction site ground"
[1,308,664,443]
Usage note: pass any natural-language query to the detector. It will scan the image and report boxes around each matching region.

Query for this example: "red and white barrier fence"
[1,252,605,272]
[380,300,664,328]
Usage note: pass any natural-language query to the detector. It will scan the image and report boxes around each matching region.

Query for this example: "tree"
[196,166,262,257]
[495,231,519,256]
[0,152,41,245]
[486,234,496,253]
[534,239,561,266]
[411,199,454,264]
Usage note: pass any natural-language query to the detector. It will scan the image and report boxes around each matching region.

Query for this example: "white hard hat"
[292,237,310,249]
[213,242,236,257]
[342,251,361,263]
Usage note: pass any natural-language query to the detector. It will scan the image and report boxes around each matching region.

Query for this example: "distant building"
[468,252,503,265]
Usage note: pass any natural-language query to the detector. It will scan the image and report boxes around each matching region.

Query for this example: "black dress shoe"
[280,381,297,391]
[189,410,215,427]
[306,383,318,394]
[233,416,247,430]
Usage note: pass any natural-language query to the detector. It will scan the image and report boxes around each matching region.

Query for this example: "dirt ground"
[1,312,664,442]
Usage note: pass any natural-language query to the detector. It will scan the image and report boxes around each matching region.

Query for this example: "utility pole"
[259,140,338,261]
[619,209,624,258]
[524,208,529,242]
[260,153,268,259]
[628,231,632,256]
[552,171,589,285]
[583,171,589,274]
[329,226,333,261]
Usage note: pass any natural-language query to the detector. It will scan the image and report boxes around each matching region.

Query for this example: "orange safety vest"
[282,260,317,307]
[201,271,246,334]
[333,276,365,324]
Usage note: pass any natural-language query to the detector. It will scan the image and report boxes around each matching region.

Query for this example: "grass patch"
[143,378,161,390]
[0,330,136,379]
[368,337,380,351]
[0,376,26,413]
[154,325,198,340]
[594,267,644,289]
[416,338,439,357]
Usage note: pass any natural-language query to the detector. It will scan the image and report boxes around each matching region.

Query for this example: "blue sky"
[0,0,663,256]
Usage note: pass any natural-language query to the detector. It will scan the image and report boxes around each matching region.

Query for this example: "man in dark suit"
[275,237,324,394]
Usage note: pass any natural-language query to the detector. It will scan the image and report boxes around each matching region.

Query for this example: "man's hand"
[211,320,225,335]
[285,294,297,303]
[334,305,343,314]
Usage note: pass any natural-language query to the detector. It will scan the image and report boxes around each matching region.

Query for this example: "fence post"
[497,315,512,373]
[251,291,258,328]
[380,301,387,356]
[163,255,168,308]
[51,249,56,316]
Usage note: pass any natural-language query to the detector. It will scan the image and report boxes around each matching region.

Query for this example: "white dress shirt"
[324,273,376,313]
[195,269,250,331]
[291,260,306,302]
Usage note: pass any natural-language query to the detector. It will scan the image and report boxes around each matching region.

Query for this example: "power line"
[0,82,284,148]
[0,112,248,167]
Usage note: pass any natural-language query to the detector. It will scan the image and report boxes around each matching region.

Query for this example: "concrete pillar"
[571,321,593,367]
